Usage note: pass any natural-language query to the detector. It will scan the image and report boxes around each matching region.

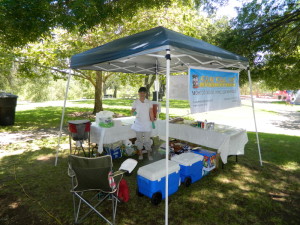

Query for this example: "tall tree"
[1,1,231,112]
[217,0,300,89]
[0,0,229,48]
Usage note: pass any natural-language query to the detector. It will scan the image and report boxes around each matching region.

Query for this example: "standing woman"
[131,87,155,160]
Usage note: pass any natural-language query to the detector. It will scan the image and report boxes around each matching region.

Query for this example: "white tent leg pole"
[55,72,72,166]
[247,67,263,166]
[155,61,159,103]
[165,49,171,225]
[156,79,159,103]
[155,66,160,118]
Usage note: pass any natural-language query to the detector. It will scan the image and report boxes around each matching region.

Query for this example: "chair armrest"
[112,170,126,177]
[111,170,124,187]
[68,165,76,178]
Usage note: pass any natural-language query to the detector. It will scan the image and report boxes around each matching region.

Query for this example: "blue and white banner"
[188,67,241,113]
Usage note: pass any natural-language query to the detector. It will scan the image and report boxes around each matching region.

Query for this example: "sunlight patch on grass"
[228,203,238,210]
[36,155,52,161]
[281,161,299,171]
[0,149,27,159]
[269,192,289,202]
[188,196,208,204]
[215,176,232,184]
[9,201,20,209]
[216,192,225,199]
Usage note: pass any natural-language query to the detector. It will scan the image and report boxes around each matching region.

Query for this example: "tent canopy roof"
[70,26,248,74]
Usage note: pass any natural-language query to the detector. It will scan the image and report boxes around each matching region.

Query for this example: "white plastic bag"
[96,111,114,128]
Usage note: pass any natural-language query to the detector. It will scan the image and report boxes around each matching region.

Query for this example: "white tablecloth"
[90,117,158,153]
[90,118,248,164]
[155,121,248,164]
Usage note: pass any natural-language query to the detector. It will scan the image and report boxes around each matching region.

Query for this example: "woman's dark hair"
[138,87,147,93]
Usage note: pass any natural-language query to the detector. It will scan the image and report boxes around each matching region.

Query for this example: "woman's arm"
[149,107,155,121]
[131,108,136,116]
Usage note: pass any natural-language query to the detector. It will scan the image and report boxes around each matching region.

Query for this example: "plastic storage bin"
[137,159,180,205]
[192,149,217,176]
[171,152,204,187]
[0,92,18,126]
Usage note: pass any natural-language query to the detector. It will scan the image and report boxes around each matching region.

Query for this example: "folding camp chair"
[68,155,131,225]
[68,120,91,157]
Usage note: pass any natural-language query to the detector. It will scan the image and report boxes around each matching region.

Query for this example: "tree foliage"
[2,1,229,104]
[218,0,300,89]
[0,0,228,48]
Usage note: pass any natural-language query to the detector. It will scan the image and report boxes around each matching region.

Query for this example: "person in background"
[131,87,155,160]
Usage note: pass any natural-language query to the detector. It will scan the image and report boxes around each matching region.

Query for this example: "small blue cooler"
[104,146,122,159]
[137,159,180,205]
[192,149,217,176]
[171,152,204,186]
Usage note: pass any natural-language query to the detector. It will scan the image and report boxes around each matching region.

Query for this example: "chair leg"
[112,195,115,224]
[73,192,115,225]
[74,193,83,223]
[71,179,77,220]
[79,141,87,157]
[91,144,98,157]
[69,135,72,155]
[112,194,118,225]
[88,132,91,157]
[75,192,113,225]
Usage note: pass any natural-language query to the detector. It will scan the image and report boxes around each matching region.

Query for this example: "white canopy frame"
[79,52,249,75]
[55,26,263,225]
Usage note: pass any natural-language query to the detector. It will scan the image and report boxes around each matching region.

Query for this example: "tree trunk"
[160,81,165,98]
[103,82,107,96]
[93,71,103,114]
[144,75,156,100]
[113,85,117,98]
[144,76,150,98]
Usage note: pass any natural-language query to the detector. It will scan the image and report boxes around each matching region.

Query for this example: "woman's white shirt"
[131,99,153,132]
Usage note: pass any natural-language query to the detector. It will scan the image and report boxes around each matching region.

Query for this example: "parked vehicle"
[274,90,289,100]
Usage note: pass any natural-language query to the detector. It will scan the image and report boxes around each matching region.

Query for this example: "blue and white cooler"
[171,152,204,187]
[137,159,180,205]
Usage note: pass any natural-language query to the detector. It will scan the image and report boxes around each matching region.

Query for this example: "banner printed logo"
[189,68,241,113]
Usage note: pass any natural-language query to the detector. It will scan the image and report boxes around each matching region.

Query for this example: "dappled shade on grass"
[0,131,299,224]
[0,104,299,224]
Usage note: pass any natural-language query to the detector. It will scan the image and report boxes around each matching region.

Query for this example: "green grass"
[271,101,289,105]
[73,99,135,107]
[260,109,279,114]
[1,105,299,225]
[75,98,191,108]
[0,107,93,132]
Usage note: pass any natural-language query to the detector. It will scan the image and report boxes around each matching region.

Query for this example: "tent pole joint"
[165,49,171,60]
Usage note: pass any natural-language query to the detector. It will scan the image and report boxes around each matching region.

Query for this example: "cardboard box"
[192,149,217,176]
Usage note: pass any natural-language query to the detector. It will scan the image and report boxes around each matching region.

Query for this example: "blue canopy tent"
[55,26,262,224]
[70,26,248,73]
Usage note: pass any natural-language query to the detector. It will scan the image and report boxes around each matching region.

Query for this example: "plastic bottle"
[204,119,207,129]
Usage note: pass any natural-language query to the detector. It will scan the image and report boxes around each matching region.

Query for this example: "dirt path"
[0,128,60,145]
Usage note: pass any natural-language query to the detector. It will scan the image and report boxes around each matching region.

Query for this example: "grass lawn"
[75,98,191,109]
[0,105,299,225]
